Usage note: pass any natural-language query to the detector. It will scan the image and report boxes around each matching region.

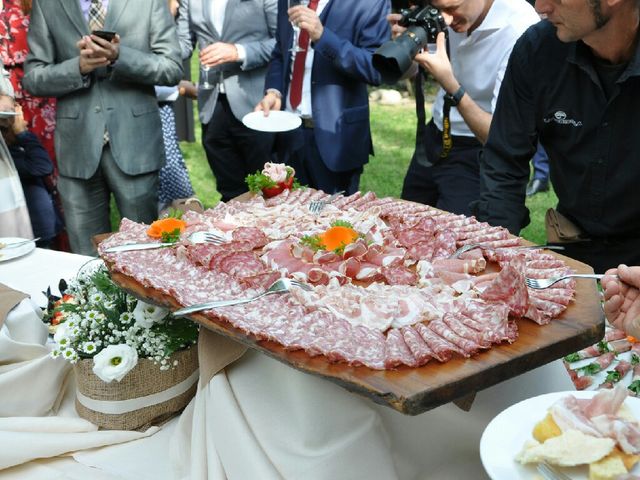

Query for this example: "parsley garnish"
[577,362,602,375]
[632,354,640,366]
[300,235,325,251]
[331,219,354,229]
[564,353,581,363]
[161,228,182,243]
[245,171,277,193]
[605,370,621,383]
[597,341,611,354]
[629,380,640,395]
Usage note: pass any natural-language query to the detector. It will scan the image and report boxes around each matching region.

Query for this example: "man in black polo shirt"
[473,0,640,273]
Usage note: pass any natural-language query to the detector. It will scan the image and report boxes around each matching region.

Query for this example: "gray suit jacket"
[23,0,183,179]
[176,0,277,124]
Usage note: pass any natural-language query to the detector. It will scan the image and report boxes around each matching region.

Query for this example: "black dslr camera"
[373,3,447,84]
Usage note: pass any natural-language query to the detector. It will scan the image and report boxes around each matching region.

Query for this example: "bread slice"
[589,454,628,480]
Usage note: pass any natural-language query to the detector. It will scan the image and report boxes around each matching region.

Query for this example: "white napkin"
[0,297,161,471]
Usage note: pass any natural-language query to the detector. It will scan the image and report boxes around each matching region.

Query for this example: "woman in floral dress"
[1,0,68,250]
[0,0,56,166]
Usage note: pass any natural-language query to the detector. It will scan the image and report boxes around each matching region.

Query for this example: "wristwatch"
[444,85,465,106]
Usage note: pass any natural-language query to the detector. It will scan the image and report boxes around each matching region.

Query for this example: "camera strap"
[440,99,453,158]
[440,33,453,158]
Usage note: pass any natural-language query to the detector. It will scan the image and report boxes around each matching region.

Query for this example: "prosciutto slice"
[480,255,529,317]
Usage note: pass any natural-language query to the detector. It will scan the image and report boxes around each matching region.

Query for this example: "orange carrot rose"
[146,218,187,239]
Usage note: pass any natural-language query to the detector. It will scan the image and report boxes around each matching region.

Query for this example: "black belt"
[301,117,314,129]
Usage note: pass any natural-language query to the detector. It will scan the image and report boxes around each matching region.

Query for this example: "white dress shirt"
[431,0,539,136]
[208,0,247,93]
[285,0,329,117]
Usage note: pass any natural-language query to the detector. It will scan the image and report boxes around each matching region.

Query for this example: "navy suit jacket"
[265,0,391,172]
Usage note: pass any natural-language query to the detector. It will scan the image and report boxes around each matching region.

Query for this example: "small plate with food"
[0,237,37,262]
[480,386,640,480]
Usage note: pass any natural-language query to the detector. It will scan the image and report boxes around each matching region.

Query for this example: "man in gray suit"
[177,0,277,202]
[23,0,183,255]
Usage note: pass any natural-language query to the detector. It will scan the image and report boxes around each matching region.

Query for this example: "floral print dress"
[0,0,57,167]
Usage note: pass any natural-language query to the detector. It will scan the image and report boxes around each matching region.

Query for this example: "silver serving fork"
[308,190,345,214]
[449,243,565,259]
[173,278,313,317]
[525,273,613,289]
[103,231,226,253]
[536,461,572,480]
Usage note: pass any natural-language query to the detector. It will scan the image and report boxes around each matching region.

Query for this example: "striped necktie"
[89,0,110,144]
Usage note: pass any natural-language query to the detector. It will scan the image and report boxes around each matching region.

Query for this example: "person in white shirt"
[388,0,539,215]
[176,0,277,202]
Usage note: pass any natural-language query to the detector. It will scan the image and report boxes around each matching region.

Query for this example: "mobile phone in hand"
[92,30,117,41]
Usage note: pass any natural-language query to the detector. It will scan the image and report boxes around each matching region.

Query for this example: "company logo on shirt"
[543,110,583,127]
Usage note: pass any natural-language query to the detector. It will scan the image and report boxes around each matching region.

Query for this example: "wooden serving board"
[110,250,604,416]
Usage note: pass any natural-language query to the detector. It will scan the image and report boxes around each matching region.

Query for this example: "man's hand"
[199,42,239,68]
[12,105,27,134]
[288,5,323,42]
[77,34,120,74]
[603,264,640,337]
[414,32,459,94]
[387,13,405,40]
[178,80,197,99]
[254,91,281,116]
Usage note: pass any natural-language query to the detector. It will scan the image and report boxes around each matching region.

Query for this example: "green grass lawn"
[178,100,557,244]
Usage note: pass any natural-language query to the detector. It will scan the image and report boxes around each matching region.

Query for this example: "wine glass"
[199,64,213,90]
[199,42,214,90]
[288,0,309,53]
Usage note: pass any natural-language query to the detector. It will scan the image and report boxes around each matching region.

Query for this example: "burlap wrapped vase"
[74,345,198,430]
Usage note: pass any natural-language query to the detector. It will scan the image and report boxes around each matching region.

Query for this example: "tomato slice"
[262,177,293,197]
[282,176,294,189]
[262,185,284,198]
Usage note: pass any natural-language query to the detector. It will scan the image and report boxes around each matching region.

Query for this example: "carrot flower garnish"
[147,218,187,240]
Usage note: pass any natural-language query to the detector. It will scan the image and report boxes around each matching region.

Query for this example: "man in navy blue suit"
[255,0,391,194]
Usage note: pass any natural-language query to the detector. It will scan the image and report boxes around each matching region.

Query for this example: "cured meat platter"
[102,190,605,415]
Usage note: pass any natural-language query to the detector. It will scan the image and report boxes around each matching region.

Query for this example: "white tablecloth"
[0,248,575,479]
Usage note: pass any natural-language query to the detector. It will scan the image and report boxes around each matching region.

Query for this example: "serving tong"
[103,231,226,253]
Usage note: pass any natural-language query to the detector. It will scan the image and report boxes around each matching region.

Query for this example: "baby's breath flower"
[82,341,98,354]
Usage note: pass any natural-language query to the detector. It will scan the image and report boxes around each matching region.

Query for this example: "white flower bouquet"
[45,262,199,430]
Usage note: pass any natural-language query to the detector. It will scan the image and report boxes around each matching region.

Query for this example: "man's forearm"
[455,94,492,144]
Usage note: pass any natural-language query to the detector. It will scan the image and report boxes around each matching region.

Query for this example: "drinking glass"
[200,64,213,90]
[288,0,309,53]
[199,41,214,90]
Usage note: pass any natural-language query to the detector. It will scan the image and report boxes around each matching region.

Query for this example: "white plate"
[480,390,640,480]
[0,237,37,262]
[242,111,301,132]
[0,111,18,117]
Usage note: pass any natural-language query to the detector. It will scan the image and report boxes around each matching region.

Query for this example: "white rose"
[92,344,138,383]
[262,162,290,183]
[133,300,168,328]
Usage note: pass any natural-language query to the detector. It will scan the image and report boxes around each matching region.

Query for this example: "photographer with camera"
[383,0,538,216]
